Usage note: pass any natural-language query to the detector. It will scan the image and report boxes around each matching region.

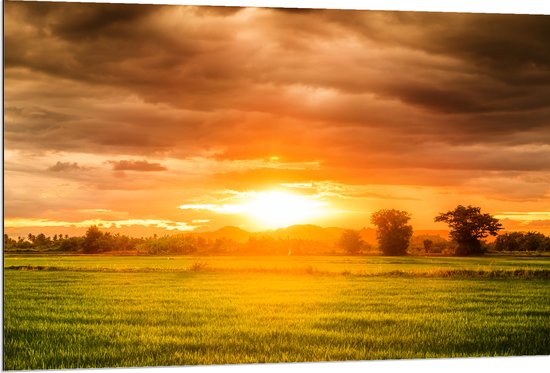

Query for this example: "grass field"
[5,254,550,274]
[3,255,550,369]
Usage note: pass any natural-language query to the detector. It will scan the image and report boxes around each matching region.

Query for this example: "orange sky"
[4,2,550,237]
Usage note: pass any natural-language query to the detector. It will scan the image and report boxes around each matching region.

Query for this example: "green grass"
[5,254,550,274]
[3,255,550,370]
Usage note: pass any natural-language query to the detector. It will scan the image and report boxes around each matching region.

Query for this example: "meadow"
[3,255,550,369]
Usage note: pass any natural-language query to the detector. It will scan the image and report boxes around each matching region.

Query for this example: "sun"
[242,190,326,229]
[179,189,331,230]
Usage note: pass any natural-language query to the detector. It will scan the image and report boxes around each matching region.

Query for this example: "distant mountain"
[261,224,345,244]
[191,225,450,245]
[197,226,252,243]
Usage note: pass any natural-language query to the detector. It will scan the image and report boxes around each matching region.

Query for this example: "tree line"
[3,226,334,256]
[4,205,550,256]
[494,231,550,252]
[3,227,142,254]
[339,205,549,256]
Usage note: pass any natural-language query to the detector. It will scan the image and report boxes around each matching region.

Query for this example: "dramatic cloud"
[4,1,550,235]
[107,160,168,172]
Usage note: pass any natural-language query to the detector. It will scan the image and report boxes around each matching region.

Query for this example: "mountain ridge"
[191,224,449,244]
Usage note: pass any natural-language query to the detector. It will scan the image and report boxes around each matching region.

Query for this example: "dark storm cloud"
[323,10,550,74]
[419,13,550,74]
[321,10,550,114]
[46,3,156,40]
[5,1,550,177]
[5,2,198,86]
[252,9,550,133]
[107,160,168,172]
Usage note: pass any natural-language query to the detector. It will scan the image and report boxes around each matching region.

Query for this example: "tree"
[83,225,103,253]
[34,233,51,248]
[521,232,548,252]
[434,205,502,256]
[4,234,16,249]
[59,236,85,252]
[495,231,524,252]
[371,209,413,256]
[423,239,433,253]
[338,229,364,255]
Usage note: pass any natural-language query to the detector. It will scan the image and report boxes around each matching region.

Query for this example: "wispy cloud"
[48,161,85,172]
[4,218,198,231]
[107,160,167,172]
[495,212,550,221]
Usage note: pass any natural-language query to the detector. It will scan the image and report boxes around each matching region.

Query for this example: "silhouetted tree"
[4,234,16,249]
[435,205,502,256]
[338,229,364,255]
[59,236,85,252]
[522,232,548,251]
[371,209,413,256]
[34,233,51,248]
[495,232,524,252]
[83,225,103,253]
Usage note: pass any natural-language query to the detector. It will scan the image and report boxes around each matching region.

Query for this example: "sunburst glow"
[178,190,330,230]
[242,191,327,229]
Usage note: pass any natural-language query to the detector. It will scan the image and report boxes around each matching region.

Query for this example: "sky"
[4,1,550,237]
